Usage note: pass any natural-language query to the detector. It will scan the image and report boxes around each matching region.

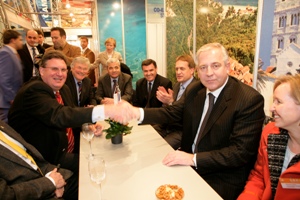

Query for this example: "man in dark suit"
[35,29,52,50]
[153,54,198,149]
[0,29,23,123]
[133,59,172,108]
[129,43,265,200]
[65,56,97,153]
[8,50,135,173]
[0,120,78,200]
[65,56,97,107]
[95,57,133,104]
[46,27,81,66]
[17,29,42,83]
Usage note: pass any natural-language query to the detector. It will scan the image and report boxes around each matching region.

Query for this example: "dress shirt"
[81,47,88,54]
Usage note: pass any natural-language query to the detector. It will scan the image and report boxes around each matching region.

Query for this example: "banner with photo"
[166,0,259,84]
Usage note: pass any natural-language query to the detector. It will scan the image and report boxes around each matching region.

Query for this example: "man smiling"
[133,59,172,108]
[65,56,96,107]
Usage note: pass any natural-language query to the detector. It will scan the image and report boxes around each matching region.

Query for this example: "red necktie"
[55,91,74,153]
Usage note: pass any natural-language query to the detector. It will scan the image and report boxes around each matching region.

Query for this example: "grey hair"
[70,56,91,70]
[106,57,120,66]
[196,43,229,66]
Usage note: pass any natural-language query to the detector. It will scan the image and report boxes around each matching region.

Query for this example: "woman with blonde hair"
[92,38,123,85]
[238,74,300,200]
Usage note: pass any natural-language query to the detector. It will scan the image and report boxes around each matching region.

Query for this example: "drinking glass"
[88,156,106,199]
[82,123,95,159]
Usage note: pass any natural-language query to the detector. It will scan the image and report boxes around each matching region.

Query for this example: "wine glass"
[82,123,95,159]
[88,156,106,200]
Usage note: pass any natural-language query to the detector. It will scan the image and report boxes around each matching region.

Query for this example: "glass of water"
[82,123,95,159]
[88,155,106,199]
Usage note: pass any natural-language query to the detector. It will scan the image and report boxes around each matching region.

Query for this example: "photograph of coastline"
[166,0,258,84]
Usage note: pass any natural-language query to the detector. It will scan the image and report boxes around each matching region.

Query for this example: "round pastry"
[155,184,184,200]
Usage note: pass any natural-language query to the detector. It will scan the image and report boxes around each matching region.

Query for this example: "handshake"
[104,101,140,125]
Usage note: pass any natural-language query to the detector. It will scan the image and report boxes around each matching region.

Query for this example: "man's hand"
[104,101,140,125]
[93,121,104,136]
[162,150,194,167]
[101,98,114,104]
[156,86,174,105]
[54,187,64,198]
[49,168,66,189]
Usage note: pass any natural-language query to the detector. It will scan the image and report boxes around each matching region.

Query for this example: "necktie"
[195,93,215,149]
[77,81,82,106]
[112,79,117,94]
[176,84,185,101]
[0,130,43,175]
[32,47,39,76]
[146,82,152,108]
[55,91,74,153]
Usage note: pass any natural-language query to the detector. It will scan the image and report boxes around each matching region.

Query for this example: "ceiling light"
[70,13,74,17]
[66,3,70,8]
[113,2,120,10]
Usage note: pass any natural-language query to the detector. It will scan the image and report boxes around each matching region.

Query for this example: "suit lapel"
[68,72,78,105]
[104,75,113,97]
[192,90,206,139]
[173,82,181,100]
[81,78,88,105]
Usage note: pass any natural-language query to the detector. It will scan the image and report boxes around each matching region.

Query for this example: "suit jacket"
[0,46,23,108]
[82,48,96,85]
[95,72,133,103]
[156,77,198,130]
[46,42,81,66]
[133,74,172,108]
[65,71,96,106]
[93,51,123,76]
[142,77,265,200]
[8,78,94,164]
[0,120,72,200]
[17,44,42,83]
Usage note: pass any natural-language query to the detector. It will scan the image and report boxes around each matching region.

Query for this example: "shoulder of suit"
[120,72,131,79]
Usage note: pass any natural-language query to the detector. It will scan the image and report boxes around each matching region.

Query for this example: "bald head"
[26,29,38,47]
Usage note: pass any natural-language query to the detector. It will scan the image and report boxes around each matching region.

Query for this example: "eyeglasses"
[197,63,222,72]
[44,67,68,73]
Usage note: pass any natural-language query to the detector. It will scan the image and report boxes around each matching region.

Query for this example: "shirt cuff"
[45,172,56,187]
[92,105,105,122]
[137,108,144,124]
[193,154,197,168]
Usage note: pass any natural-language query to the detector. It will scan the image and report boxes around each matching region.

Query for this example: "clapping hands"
[156,86,174,105]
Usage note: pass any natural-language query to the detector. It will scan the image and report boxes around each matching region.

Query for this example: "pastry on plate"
[155,184,184,200]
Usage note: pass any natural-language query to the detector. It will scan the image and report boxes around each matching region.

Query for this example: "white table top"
[79,122,222,200]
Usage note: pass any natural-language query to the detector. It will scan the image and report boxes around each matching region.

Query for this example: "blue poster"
[123,0,146,83]
[97,0,146,85]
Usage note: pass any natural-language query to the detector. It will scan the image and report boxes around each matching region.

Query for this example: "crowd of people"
[0,27,300,200]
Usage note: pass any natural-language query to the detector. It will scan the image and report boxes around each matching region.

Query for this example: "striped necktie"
[55,91,74,153]
[77,81,82,106]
